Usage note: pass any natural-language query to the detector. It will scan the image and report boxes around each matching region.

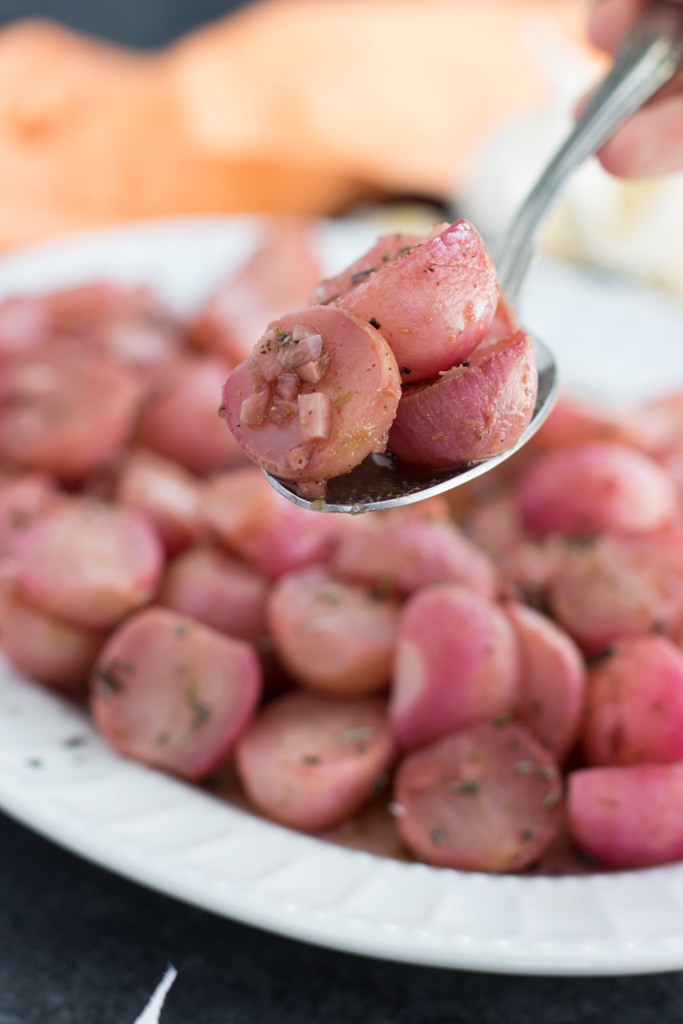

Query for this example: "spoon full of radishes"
[220,0,682,514]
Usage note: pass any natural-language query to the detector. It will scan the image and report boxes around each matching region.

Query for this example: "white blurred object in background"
[459,13,683,296]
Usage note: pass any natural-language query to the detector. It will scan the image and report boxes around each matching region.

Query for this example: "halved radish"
[339,220,498,382]
[221,305,401,484]
[0,472,60,558]
[331,513,497,599]
[394,721,564,872]
[14,497,164,630]
[505,601,586,762]
[115,448,207,554]
[517,442,677,538]
[312,229,429,305]
[235,690,396,831]
[267,566,400,696]
[568,764,683,869]
[582,635,683,766]
[137,355,244,476]
[0,579,103,690]
[0,341,142,482]
[158,545,269,642]
[549,531,683,655]
[388,329,537,469]
[390,583,520,751]
[91,607,262,781]
[203,465,346,578]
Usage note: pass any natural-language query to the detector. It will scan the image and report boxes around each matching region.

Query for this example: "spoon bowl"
[265,0,683,514]
[266,335,556,513]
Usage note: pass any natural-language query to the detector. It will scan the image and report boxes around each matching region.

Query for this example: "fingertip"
[588,0,647,52]
[596,100,683,178]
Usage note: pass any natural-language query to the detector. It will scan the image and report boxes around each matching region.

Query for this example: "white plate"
[1,216,683,977]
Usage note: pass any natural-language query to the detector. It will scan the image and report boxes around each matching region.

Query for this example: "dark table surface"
[2,2,683,1020]
[3,806,683,1024]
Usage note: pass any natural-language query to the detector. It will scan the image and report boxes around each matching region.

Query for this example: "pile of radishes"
[2,219,683,876]
[220,219,537,497]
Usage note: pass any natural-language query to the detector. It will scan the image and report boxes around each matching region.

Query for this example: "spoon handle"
[496,0,683,309]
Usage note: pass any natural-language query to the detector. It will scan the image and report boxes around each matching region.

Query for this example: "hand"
[588,0,683,176]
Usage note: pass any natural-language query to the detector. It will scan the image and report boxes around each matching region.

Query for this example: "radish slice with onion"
[221,305,401,484]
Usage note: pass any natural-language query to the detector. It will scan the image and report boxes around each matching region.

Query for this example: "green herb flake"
[521,827,535,843]
[338,725,377,745]
[91,660,130,698]
[351,268,375,284]
[174,682,212,745]
[373,575,394,600]
[431,826,448,846]
[543,790,561,811]
[449,779,481,795]
[302,754,321,765]
[63,735,87,749]
[514,759,535,775]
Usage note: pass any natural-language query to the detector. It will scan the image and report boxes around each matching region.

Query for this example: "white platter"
[0,215,682,977]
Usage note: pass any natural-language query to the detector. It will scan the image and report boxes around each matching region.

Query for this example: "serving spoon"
[266,0,683,514]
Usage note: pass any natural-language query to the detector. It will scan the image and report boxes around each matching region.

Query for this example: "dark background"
[0,0,252,47]
[2,2,683,1021]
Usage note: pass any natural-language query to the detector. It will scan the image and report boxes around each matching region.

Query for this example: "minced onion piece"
[298,392,333,442]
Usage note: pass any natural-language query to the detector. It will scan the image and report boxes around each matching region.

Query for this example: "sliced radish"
[221,305,401,484]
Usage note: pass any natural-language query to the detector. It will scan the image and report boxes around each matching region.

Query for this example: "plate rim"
[1,214,683,976]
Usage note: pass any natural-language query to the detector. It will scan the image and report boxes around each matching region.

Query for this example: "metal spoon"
[266,0,683,514]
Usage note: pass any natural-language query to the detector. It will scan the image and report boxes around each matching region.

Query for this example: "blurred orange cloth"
[0,0,594,250]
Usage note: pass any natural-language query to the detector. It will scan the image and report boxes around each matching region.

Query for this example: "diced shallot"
[298,392,333,442]
[240,391,272,428]
[277,329,323,369]
[296,356,330,383]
